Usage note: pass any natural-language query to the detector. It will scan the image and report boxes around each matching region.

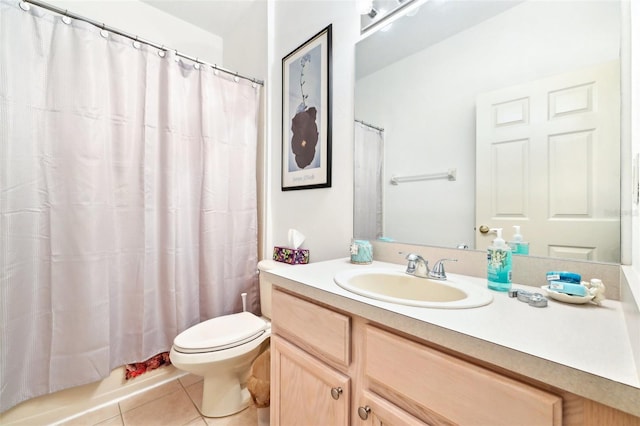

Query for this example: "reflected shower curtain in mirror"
[0,0,261,411]
[354,122,384,240]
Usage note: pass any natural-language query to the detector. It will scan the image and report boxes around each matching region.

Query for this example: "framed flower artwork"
[281,24,332,190]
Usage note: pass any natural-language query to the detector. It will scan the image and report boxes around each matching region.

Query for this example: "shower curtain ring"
[61,10,72,24]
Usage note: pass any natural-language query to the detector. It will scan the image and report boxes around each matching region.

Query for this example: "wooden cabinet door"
[357,390,430,426]
[272,336,350,426]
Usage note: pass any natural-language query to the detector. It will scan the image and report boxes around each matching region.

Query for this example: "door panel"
[476,61,620,261]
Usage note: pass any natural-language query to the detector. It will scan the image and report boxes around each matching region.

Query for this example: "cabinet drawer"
[365,326,562,426]
[272,288,351,367]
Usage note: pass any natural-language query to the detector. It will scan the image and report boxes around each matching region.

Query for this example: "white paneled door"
[476,61,620,262]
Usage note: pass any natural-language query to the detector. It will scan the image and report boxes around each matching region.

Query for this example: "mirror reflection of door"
[354,121,385,240]
[475,61,620,262]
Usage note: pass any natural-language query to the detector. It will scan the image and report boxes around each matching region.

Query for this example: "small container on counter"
[350,239,373,264]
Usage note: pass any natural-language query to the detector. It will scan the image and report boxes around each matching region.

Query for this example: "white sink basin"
[334,268,493,309]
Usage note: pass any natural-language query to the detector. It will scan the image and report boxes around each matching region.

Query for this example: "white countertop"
[265,258,640,417]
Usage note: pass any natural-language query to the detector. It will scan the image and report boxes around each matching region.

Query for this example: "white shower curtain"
[0,0,261,412]
[354,122,384,240]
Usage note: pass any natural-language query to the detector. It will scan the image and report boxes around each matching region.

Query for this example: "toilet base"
[199,370,251,418]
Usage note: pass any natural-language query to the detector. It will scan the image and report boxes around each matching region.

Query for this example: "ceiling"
[140,0,261,38]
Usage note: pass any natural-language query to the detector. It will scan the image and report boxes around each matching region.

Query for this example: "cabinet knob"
[330,387,343,400]
[358,405,371,420]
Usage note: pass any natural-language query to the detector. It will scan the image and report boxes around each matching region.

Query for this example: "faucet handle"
[404,253,429,277]
[429,258,458,280]
[404,253,420,274]
[404,252,420,261]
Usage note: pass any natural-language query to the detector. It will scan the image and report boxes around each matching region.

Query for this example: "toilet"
[169,260,286,418]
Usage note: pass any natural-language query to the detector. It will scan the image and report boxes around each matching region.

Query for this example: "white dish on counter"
[541,285,594,304]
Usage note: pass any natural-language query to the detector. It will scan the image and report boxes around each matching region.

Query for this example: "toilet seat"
[173,312,269,354]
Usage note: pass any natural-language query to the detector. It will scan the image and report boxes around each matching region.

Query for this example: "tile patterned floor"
[59,375,259,426]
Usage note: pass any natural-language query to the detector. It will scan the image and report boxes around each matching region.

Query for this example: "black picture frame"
[281,24,332,190]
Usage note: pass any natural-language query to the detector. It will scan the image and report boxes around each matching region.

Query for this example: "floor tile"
[121,388,200,426]
[184,417,208,426]
[179,373,203,388]
[119,380,183,413]
[203,406,258,426]
[95,414,125,426]
[184,381,204,410]
[58,403,120,426]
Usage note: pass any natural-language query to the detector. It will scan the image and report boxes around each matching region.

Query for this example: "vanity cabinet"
[271,288,352,425]
[361,325,561,425]
[271,286,639,426]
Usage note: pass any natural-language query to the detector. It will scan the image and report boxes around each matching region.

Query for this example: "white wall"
[224,1,267,81]
[45,0,223,64]
[266,1,360,262]
[356,1,620,249]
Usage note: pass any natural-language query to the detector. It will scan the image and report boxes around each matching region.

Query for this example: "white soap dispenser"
[487,228,512,292]
[509,225,529,255]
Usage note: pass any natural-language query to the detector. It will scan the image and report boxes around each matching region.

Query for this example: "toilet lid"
[173,312,269,354]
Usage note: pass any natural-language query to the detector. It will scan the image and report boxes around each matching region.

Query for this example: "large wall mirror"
[354,0,627,264]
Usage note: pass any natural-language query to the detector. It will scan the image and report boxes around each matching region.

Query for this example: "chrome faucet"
[404,253,458,280]
[404,253,429,278]
[429,258,458,280]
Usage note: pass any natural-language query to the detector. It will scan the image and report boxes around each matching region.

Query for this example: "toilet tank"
[257,260,290,319]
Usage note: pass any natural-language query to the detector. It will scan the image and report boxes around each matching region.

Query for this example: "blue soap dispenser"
[509,225,530,255]
[487,228,512,292]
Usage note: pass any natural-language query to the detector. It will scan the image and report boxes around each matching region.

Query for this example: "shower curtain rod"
[20,0,264,86]
[355,119,384,132]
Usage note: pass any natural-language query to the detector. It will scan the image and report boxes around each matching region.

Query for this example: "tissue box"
[273,246,309,264]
